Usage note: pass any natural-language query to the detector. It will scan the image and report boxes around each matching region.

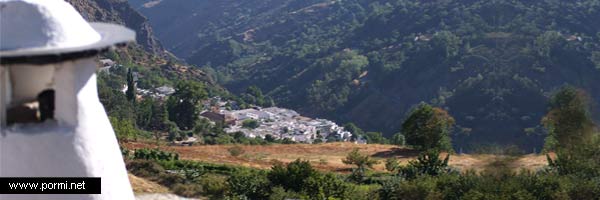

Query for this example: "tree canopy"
[402,103,455,151]
[167,80,208,130]
[542,86,595,151]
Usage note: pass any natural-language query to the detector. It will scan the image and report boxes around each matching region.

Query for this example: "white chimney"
[0,0,136,199]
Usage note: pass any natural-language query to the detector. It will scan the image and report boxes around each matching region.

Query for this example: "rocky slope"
[66,0,164,55]
[66,0,221,86]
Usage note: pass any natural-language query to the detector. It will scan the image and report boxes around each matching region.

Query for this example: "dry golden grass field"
[123,142,550,173]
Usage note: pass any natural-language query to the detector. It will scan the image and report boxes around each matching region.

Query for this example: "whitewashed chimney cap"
[0,0,135,59]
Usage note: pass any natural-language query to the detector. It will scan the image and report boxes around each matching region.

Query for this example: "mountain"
[66,0,164,55]
[66,0,222,86]
[132,0,600,151]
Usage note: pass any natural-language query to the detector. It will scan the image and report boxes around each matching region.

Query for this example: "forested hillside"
[66,0,235,146]
[134,0,600,151]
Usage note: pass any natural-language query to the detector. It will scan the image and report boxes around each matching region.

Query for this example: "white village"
[97,55,364,145]
[201,98,363,144]
[97,55,363,145]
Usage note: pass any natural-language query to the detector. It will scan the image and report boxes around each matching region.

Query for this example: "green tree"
[590,51,600,70]
[126,68,137,103]
[148,100,169,132]
[99,82,136,122]
[365,132,389,144]
[307,51,369,111]
[342,148,379,182]
[228,170,270,199]
[304,173,349,200]
[433,31,462,58]
[243,85,267,106]
[543,87,600,179]
[110,116,138,141]
[534,31,565,58]
[167,80,207,130]
[268,159,316,192]
[228,146,245,157]
[269,187,301,200]
[402,103,455,151]
[399,150,450,179]
[265,134,276,143]
[542,86,595,152]
[242,119,260,129]
[391,133,406,146]
[135,98,154,129]
[385,157,400,172]
[344,123,364,141]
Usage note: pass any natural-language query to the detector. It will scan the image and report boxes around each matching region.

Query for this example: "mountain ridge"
[66,0,164,56]
[133,0,600,151]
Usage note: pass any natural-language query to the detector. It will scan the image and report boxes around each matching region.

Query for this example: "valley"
[131,0,600,151]
[53,0,600,199]
[58,1,600,199]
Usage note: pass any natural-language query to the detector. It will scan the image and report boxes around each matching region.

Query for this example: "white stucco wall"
[0,58,134,200]
[0,67,9,128]
[8,65,54,105]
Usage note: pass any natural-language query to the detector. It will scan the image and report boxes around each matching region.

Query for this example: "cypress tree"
[126,68,137,103]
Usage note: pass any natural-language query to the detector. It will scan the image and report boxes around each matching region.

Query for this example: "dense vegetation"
[100,71,276,145]
[97,52,248,144]
[99,65,311,146]
[127,146,600,200]
[124,86,600,200]
[135,0,600,151]
[86,1,600,198]
[69,0,273,145]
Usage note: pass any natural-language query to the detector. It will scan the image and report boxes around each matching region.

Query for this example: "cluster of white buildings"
[223,107,354,143]
[200,98,359,143]
[97,58,176,100]
[120,84,175,100]
[138,85,175,100]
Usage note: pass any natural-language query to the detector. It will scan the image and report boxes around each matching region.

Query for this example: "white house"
[155,85,175,96]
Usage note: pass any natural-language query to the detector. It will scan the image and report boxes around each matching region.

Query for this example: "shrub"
[268,159,316,192]
[269,186,302,200]
[121,147,130,159]
[156,173,185,187]
[365,132,389,144]
[228,170,271,199]
[393,176,441,200]
[385,158,400,172]
[379,177,403,200]
[228,146,246,157]
[304,173,349,200]
[391,133,406,146]
[319,158,328,165]
[342,148,379,182]
[347,184,381,200]
[133,148,179,161]
[171,183,204,198]
[198,174,228,197]
[399,150,450,179]
[126,160,165,178]
[242,119,260,129]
